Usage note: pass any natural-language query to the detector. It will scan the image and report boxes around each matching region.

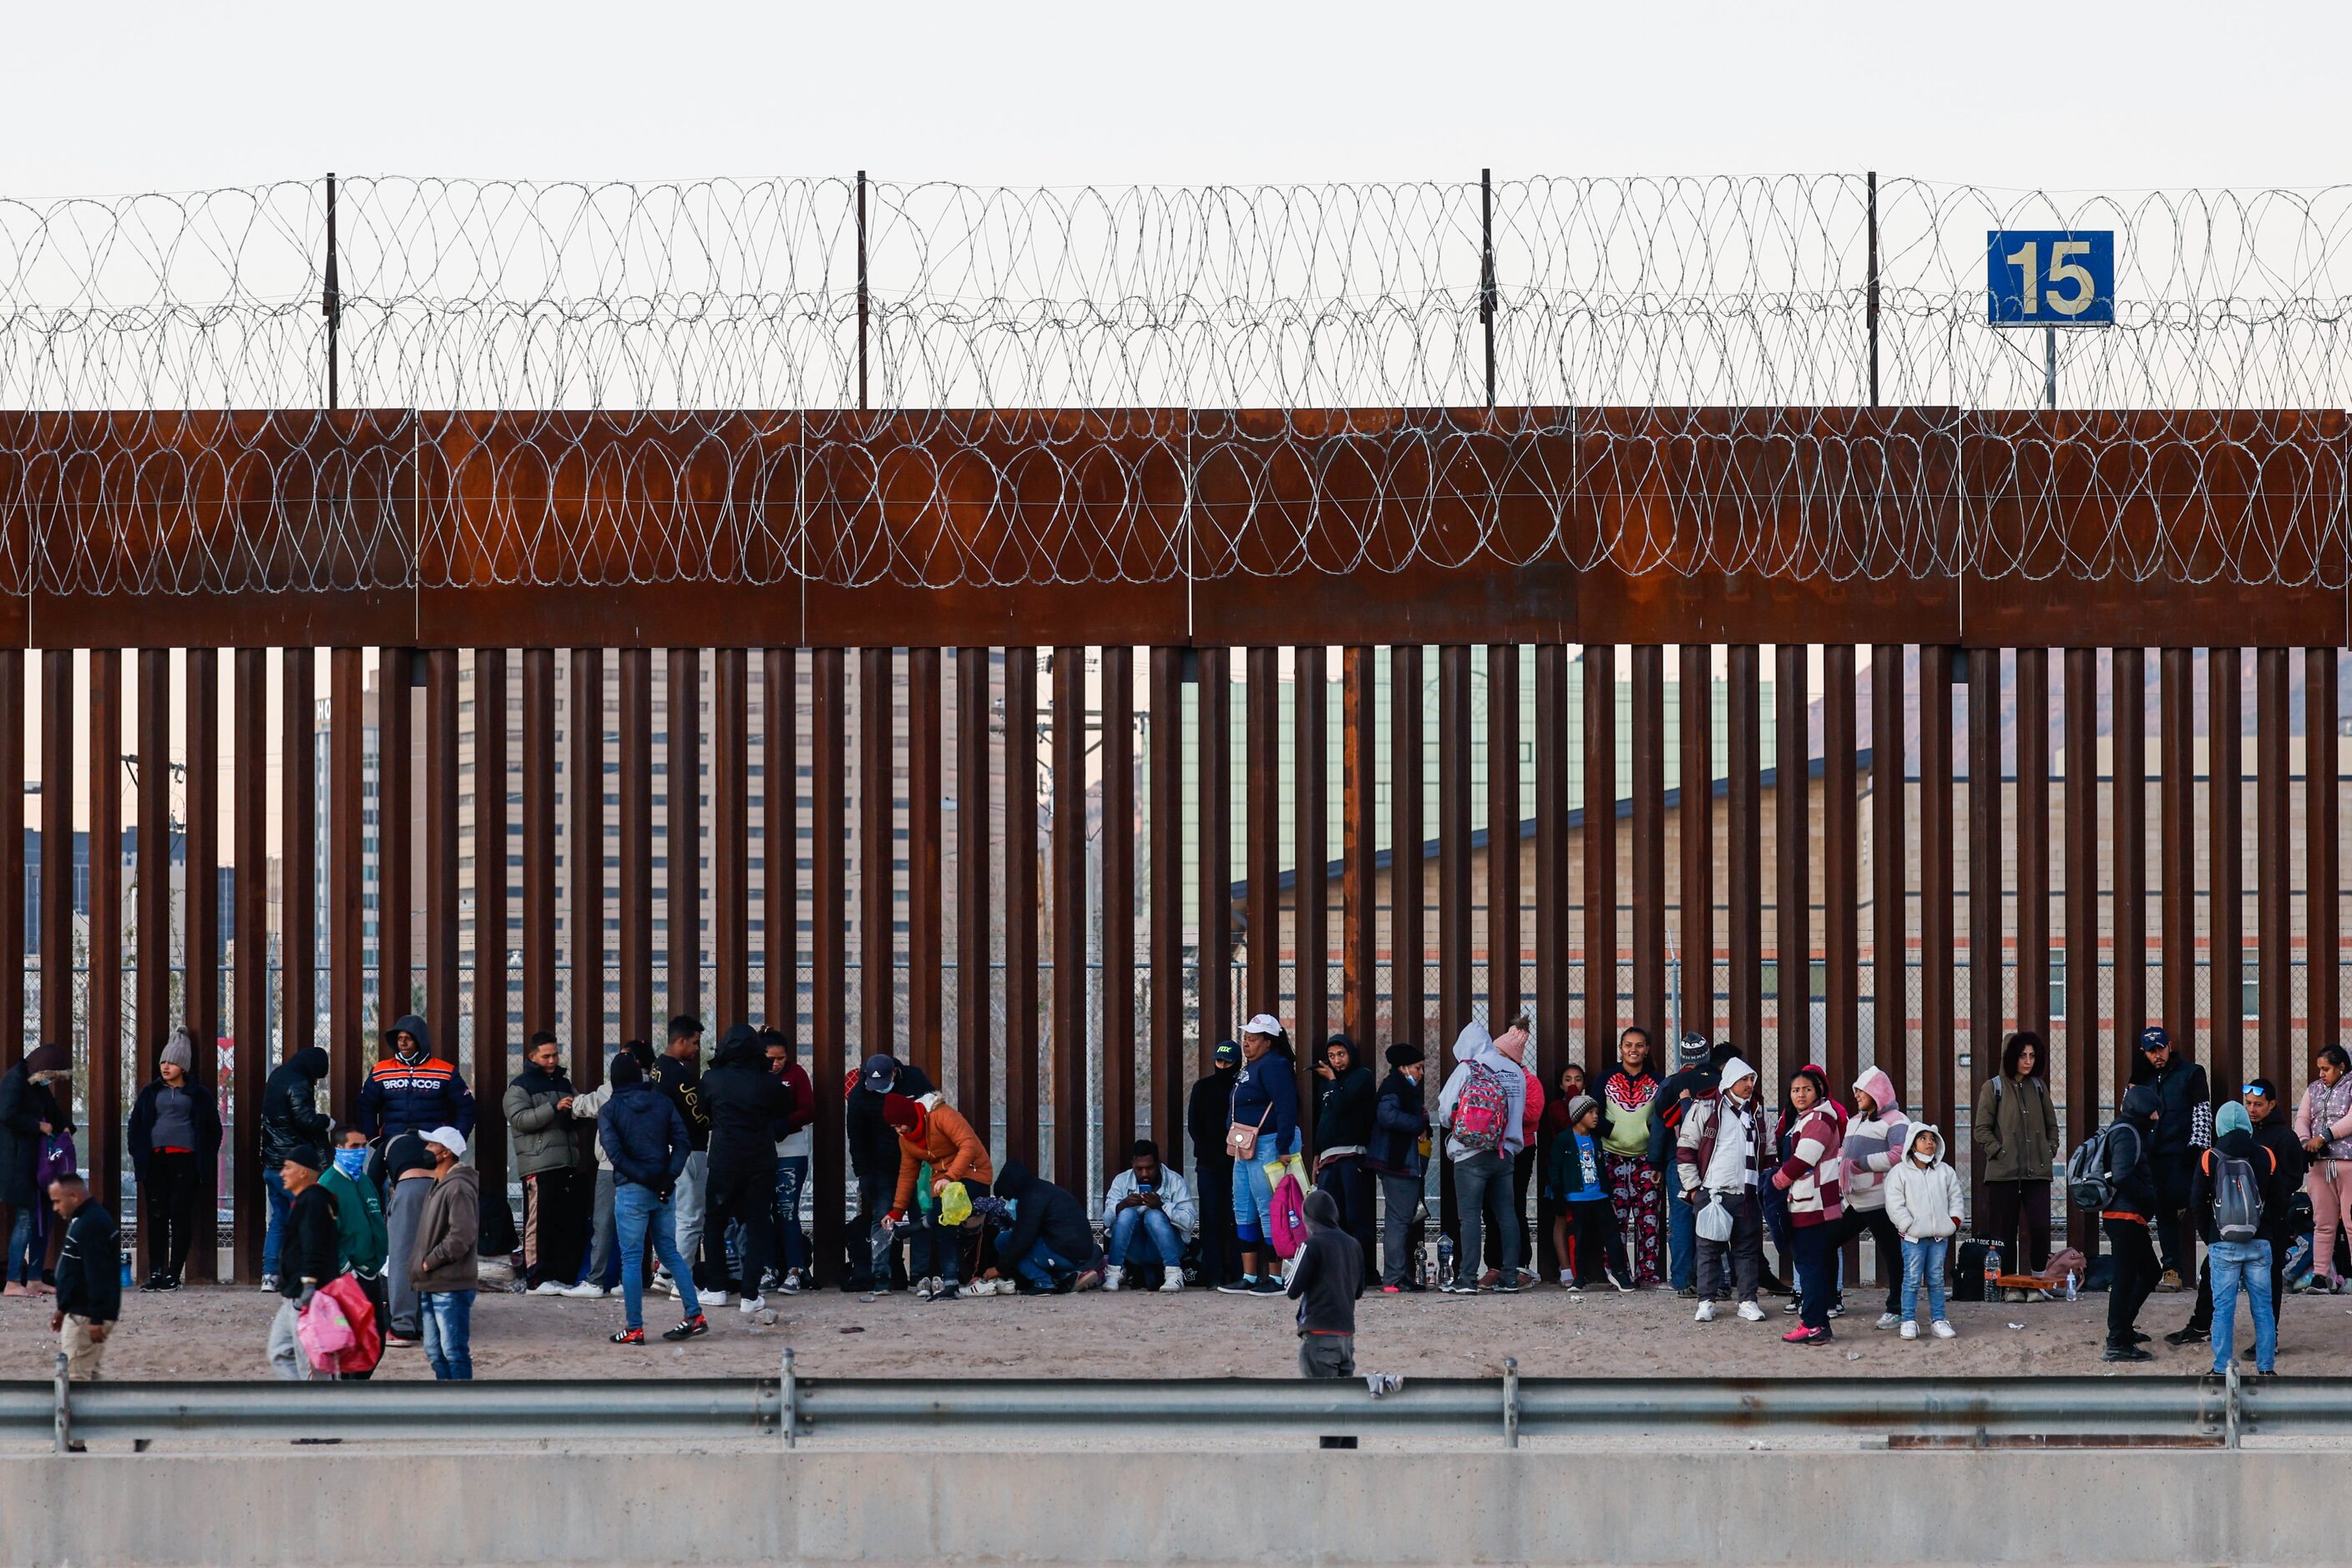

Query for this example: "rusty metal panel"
[1052,645,1086,1184]
[1583,643,1618,1074]
[135,650,171,1081]
[2309,649,2340,1057]
[1966,647,2001,1206]
[810,648,847,1279]
[2160,648,2195,1051]
[617,648,654,1048]
[1630,645,1663,1038]
[2016,649,2051,1045]
[86,650,121,1211]
[1100,645,1135,1186]
[567,650,603,1075]
[1962,410,2349,650]
[424,650,460,1070]
[1339,648,1374,1044]
[762,648,799,1031]
[1293,646,1328,1098]
[1004,647,1040,1170]
[381,647,415,1045]
[669,649,702,1034]
[1147,647,1182,1156]
[1822,645,1859,1094]
[957,647,994,1140]
[1871,646,1905,1079]
[2063,647,2099,1253]
[1438,645,1473,1047]
[232,649,268,1280]
[471,650,510,1196]
[860,647,893,1060]
[1919,645,1955,1137]
[1247,647,1280,1024]
[906,648,943,1082]
[0,651,18,1073]
[1389,646,1424,1056]
[2209,648,2244,1094]
[281,650,316,1070]
[1777,644,1812,1067]
[2256,648,2289,1090]
[181,648,220,1280]
[331,649,365,1109]
[1682,645,1716,1044]
[712,648,750,1032]
[1490,647,1522,1024]
[521,650,558,1040]
[2112,649,2148,1108]
[1201,647,1233,1052]
[1727,645,1762,1061]
[39,653,70,1053]
[1535,645,1571,1076]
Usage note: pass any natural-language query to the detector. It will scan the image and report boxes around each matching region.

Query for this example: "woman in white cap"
[1216,1015,1301,1296]
[127,1027,221,1292]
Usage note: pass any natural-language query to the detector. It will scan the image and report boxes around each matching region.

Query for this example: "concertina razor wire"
[1,174,2349,596]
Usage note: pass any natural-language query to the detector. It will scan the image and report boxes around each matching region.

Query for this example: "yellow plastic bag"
[938,1181,972,1227]
[1262,1151,1305,1189]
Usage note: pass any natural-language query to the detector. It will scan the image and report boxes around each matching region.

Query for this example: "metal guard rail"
[14,1353,2346,1451]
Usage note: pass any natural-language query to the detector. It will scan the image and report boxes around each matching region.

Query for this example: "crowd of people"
[3,998,2349,1388]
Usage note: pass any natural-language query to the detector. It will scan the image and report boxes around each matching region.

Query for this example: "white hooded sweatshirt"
[1884,1125,1965,1242]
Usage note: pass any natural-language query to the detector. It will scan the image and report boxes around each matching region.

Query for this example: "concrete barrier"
[0,1445,2324,1565]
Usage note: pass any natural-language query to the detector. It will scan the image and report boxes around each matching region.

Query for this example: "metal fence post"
[53,1352,70,1454]
[1502,1357,1519,1449]
[781,1346,798,1450]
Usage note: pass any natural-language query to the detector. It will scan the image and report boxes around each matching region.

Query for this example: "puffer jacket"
[1773,1104,1845,1226]
[2297,1075,2352,1162]
[1884,1125,1965,1242]
[258,1046,331,1167]
[357,1017,476,1141]
[1839,1066,1909,1212]
[503,1062,579,1178]
[1366,1067,1429,1178]
[599,1078,693,1193]
[701,1025,796,1175]
[1972,1067,2062,1184]
[2128,1052,2212,1162]
[890,1093,993,1216]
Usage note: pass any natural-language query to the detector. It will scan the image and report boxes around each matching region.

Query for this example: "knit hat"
[881,1092,923,1133]
[282,1144,325,1173]
[1567,1094,1601,1125]
[159,1027,195,1072]
[1385,1042,1424,1066]
[1678,1030,1711,1065]
[609,1051,643,1088]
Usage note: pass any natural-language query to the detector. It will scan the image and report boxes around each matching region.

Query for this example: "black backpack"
[2066,1121,2138,1211]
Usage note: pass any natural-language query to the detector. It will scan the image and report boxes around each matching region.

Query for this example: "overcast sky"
[3,0,2345,195]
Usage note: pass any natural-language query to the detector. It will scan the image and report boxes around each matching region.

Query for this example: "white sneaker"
[1930,1320,1956,1339]
[1558,1271,1575,1287]
[737,1293,766,1315]
[702,1288,728,1307]
[1899,1320,1919,1340]
[560,1282,609,1299]
[1101,1265,1125,1292]
[1608,1271,1636,1294]
[530,1281,568,1297]
[1875,1312,1904,1331]
[1695,1299,1717,1323]
[258,1274,279,1292]
[1157,1270,1183,1293]
[1737,1300,1766,1323]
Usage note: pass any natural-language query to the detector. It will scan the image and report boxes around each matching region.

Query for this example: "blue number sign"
[1985,230,2114,326]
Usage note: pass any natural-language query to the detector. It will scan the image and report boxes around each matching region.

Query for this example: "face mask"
[333,1148,368,1178]
[1911,1150,1935,1166]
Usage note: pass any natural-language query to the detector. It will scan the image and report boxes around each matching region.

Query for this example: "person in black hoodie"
[0,1043,73,1293]
[2102,1083,2164,1363]
[2171,1078,2307,1352]
[1186,1040,1243,1288]
[2129,1026,2212,1291]
[1368,1044,1429,1291]
[256,1044,331,1291]
[48,1173,119,1396]
[992,1158,1104,1293]
[1288,1188,1363,1378]
[845,1052,935,1291]
[698,1024,797,1312]
[1313,1034,1378,1270]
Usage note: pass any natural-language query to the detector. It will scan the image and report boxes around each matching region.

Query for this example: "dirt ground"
[4,1272,2343,1381]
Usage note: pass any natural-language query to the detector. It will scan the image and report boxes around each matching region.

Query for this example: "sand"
[4,1273,2340,1381]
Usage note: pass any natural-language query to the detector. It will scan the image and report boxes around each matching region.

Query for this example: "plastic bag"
[297,1291,357,1373]
[938,1181,972,1227]
[1696,1191,1732,1243]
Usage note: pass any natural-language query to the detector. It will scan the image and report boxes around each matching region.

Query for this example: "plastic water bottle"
[2065,1268,2078,1302]
[119,1248,134,1287]
[1983,1242,2002,1297]
[1438,1233,1455,1288]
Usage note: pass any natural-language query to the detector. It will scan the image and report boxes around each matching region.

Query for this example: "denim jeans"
[1232,1131,1288,1246]
[1010,1242,1079,1291]
[1667,1179,1697,1290]
[6,1205,38,1284]
[1792,1223,1836,1330]
[1452,1150,1518,1285]
[616,1181,704,1331]
[1108,1206,1183,1268]
[772,1156,808,1273]
[260,1166,292,1278]
[1899,1236,1949,1324]
[419,1289,476,1380]
[672,1150,708,1275]
[2208,1237,2277,1373]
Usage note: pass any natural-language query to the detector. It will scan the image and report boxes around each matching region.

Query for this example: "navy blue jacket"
[599,1081,693,1192]
[357,1017,476,1141]
[1230,1054,1300,1151]
[1368,1068,1429,1178]
[993,1158,1102,1272]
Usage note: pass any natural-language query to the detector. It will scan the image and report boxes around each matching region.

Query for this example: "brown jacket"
[409,1162,481,1292]
[1971,1070,2061,1185]
[893,1098,994,1215]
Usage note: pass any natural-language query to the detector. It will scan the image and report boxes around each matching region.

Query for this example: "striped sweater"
[1774,1105,1845,1226]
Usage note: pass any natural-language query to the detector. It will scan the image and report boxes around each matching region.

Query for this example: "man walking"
[647,1015,712,1299]
[266,1145,342,1380]
[320,1126,389,1376]
[409,1126,480,1381]
[48,1174,119,1388]
[1288,1189,1364,1378]
[505,1030,587,1295]
[597,1052,708,1344]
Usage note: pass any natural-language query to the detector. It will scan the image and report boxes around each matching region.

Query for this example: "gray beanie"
[159,1027,195,1072]
[1568,1094,1601,1125]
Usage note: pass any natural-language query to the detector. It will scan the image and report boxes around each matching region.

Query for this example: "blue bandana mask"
[332,1148,368,1179]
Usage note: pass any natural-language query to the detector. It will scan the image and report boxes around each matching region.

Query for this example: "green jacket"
[1971,1070,2061,1186]
[320,1164,388,1281]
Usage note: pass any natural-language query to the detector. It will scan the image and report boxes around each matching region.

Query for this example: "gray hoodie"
[1434,1021,1528,1161]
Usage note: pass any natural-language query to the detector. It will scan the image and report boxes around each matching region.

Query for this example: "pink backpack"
[1451,1063,1511,1155]
[1267,1168,1309,1259]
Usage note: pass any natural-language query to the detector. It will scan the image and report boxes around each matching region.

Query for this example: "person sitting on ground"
[127,1026,220,1293]
[1367,1044,1430,1293]
[2188,1100,2292,1378]
[48,1174,119,1399]
[266,1144,343,1381]
[1677,1055,1768,1324]
[1289,1189,1364,1378]
[883,1085,994,1301]
[598,1052,707,1345]
[1548,1095,1633,1292]
[991,1158,1104,1293]
[1100,1139,1197,1293]
[1884,1125,1963,1341]
[2102,1083,2164,1363]
[320,1125,390,1376]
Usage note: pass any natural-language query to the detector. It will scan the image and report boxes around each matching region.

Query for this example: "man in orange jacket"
[883,1091,994,1300]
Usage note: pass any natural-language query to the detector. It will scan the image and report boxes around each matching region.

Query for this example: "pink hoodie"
[1492,1029,1545,1150]
[1840,1066,1909,1211]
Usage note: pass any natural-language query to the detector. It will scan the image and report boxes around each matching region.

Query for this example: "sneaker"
[1899,1320,1919,1340]
[1157,1270,1183,1293]
[737,1293,767,1315]
[930,1282,962,1301]
[139,1272,169,1292]
[1558,1271,1576,1287]
[385,1333,421,1348]
[560,1282,609,1299]
[529,1281,568,1296]
[2165,1326,2210,1348]
[776,1272,805,1296]
[1826,1302,1845,1319]
[2256,1368,2279,1378]
[661,1313,710,1342]
[1492,1277,1522,1294]
[1676,1286,1697,1300]
[1737,1300,1766,1323]
[1216,1278,1258,1295]
[609,1327,645,1345]
[651,1270,675,1296]
[1247,1275,1284,1296]
[1073,1269,1105,1292]
[1783,1326,1831,1346]
[259,1274,279,1292]
[1383,1284,1402,1294]
[702,1289,729,1307]
[1695,1300,1717,1323]
[1607,1271,1635,1294]
[2102,1343,2154,1363]
[2157,1270,2185,1292]
[1783,1298,1802,1314]
[1453,1284,1483,1297]
[1101,1265,1125,1293]
[913,1276,940,1302]
[1930,1320,1957,1339]
[1875,1312,1904,1331]
[2128,1328,2153,1345]
[1437,1278,1459,1294]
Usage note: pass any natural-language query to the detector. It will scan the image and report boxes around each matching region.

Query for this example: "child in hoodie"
[1884,1125,1964,1340]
